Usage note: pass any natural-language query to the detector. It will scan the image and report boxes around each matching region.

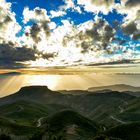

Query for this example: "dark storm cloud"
[0,60,27,69]
[62,19,115,54]
[0,15,12,25]
[0,42,57,68]
[26,21,50,43]
[125,0,140,7]
[0,43,36,68]
[85,19,105,40]
[30,23,41,43]
[23,7,51,43]
[122,21,140,40]
[80,41,92,53]
[41,21,50,36]
[0,15,12,30]
[84,19,115,52]
[0,42,57,60]
[0,5,13,29]
[122,22,137,36]
[41,52,58,60]
[34,8,50,37]
[121,0,140,40]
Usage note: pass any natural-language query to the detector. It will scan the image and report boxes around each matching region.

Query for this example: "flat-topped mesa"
[18,86,52,95]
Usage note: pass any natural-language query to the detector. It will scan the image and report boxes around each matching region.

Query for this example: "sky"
[0,0,140,96]
[0,0,140,69]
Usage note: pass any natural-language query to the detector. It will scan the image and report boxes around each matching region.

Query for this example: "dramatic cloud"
[27,22,50,43]
[125,0,140,7]
[121,20,140,40]
[63,18,115,54]
[121,1,140,40]
[76,0,140,22]
[115,0,140,21]
[77,0,115,14]
[0,43,36,61]
[23,7,49,24]
[0,0,139,68]
[85,19,115,51]
[22,7,58,55]
[0,41,59,68]
[0,0,21,43]
[0,3,58,67]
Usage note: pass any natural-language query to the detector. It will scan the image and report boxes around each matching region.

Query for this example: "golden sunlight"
[0,73,140,98]
[24,75,60,89]
[0,75,60,97]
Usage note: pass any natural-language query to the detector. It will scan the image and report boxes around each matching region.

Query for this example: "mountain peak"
[18,86,52,95]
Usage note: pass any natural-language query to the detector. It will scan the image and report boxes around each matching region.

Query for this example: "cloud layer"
[0,0,139,68]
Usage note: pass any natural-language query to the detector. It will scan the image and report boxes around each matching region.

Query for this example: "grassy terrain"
[0,86,140,140]
[40,110,100,140]
[0,100,49,125]
[105,122,140,140]
[116,98,140,122]
[0,100,71,126]
[0,117,41,136]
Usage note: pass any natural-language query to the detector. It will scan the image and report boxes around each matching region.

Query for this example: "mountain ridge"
[88,84,140,92]
[0,85,140,140]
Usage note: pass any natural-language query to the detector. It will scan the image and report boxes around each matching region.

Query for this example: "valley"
[0,85,140,140]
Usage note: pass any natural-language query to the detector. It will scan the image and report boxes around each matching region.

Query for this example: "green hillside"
[40,110,100,140]
[0,100,70,126]
[0,117,40,136]
[0,86,140,140]
[105,122,140,140]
